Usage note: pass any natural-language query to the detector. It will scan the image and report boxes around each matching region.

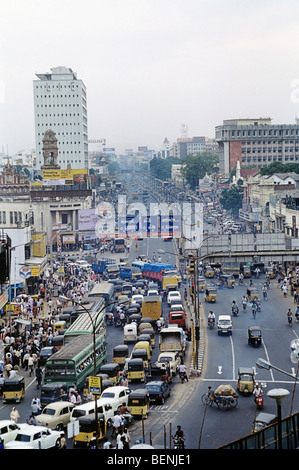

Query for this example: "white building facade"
[33,66,88,170]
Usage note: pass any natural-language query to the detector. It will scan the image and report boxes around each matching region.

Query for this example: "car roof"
[101,386,129,393]
[43,401,74,410]
[15,425,51,435]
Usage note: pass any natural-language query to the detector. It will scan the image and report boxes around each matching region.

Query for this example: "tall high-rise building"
[215,118,299,176]
[33,66,88,170]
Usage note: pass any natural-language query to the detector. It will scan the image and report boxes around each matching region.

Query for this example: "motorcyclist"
[238,273,244,285]
[208,311,216,325]
[231,301,239,315]
[253,383,263,404]
[179,363,188,382]
[242,296,247,310]
[287,308,293,325]
[262,285,268,300]
[173,425,186,449]
[251,300,257,317]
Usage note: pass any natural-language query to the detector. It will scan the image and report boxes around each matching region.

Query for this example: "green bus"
[87,282,115,311]
[63,298,106,345]
[43,333,107,389]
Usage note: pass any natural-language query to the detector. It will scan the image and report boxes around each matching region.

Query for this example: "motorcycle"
[114,317,122,328]
[172,436,185,449]
[255,395,263,410]
[263,291,268,300]
[288,315,293,327]
[232,306,239,317]
[179,371,188,383]
[242,301,247,311]
[208,318,215,329]
[256,301,261,312]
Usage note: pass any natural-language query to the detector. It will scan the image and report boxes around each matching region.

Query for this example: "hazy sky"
[1,0,299,156]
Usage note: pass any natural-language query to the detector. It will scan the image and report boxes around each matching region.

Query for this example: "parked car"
[0,420,28,445]
[5,425,64,449]
[35,401,75,430]
[155,351,181,375]
[145,380,171,404]
[38,346,56,366]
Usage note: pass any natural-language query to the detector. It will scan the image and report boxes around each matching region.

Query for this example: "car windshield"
[15,434,31,442]
[219,320,230,325]
[158,357,172,363]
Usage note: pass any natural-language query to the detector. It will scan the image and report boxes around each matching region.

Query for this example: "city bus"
[87,282,115,311]
[43,333,107,390]
[63,298,106,345]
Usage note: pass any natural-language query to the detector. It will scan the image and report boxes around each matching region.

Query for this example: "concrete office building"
[33,66,88,170]
[215,118,299,176]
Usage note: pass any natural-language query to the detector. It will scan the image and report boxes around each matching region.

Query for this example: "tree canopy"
[259,161,299,176]
[180,152,219,189]
[220,179,243,216]
[149,156,181,180]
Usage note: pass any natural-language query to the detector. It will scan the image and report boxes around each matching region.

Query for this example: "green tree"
[260,161,299,176]
[220,180,243,216]
[181,152,219,189]
[150,156,180,180]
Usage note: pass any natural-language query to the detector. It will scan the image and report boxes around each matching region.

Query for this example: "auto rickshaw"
[124,323,138,343]
[237,367,255,394]
[246,287,259,301]
[205,287,217,302]
[2,376,25,403]
[131,348,149,369]
[138,322,152,334]
[128,389,150,418]
[243,265,251,278]
[248,326,262,347]
[127,358,145,382]
[53,321,67,333]
[98,363,120,385]
[265,265,276,279]
[73,412,107,448]
[205,266,215,278]
[140,328,155,347]
[113,344,129,366]
[219,274,235,288]
[198,277,207,292]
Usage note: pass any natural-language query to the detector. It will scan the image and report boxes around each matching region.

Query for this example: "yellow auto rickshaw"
[205,287,217,303]
[2,376,25,403]
[98,363,121,385]
[205,266,215,278]
[220,274,235,288]
[127,358,145,382]
[53,321,67,333]
[198,277,207,292]
[237,367,255,394]
[140,328,155,347]
[243,265,251,278]
[265,265,276,279]
[128,389,150,418]
[113,344,129,366]
[133,340,152,359]
[246,287,259,301]
[73,412,107,448]
[131,348,149,369]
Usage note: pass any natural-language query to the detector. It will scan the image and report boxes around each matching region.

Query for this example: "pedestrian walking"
[10,407,20,423]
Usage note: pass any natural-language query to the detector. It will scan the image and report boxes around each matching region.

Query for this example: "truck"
[141,295,162,321]
[142,263,174,285]
[162,276,178,290]
[159,326,186,356]
[91,258,116,275]
[168,310,186,330]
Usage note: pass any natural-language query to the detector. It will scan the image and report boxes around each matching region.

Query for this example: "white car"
[75,260,92,271]
[155,351,181,375]
[99,386,130,412]
[167,291,181,306]
[132,294,144,305]
[0,420,28,445]
[5,425,64,449]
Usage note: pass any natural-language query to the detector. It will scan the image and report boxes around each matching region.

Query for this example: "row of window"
[0,211,34,225]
